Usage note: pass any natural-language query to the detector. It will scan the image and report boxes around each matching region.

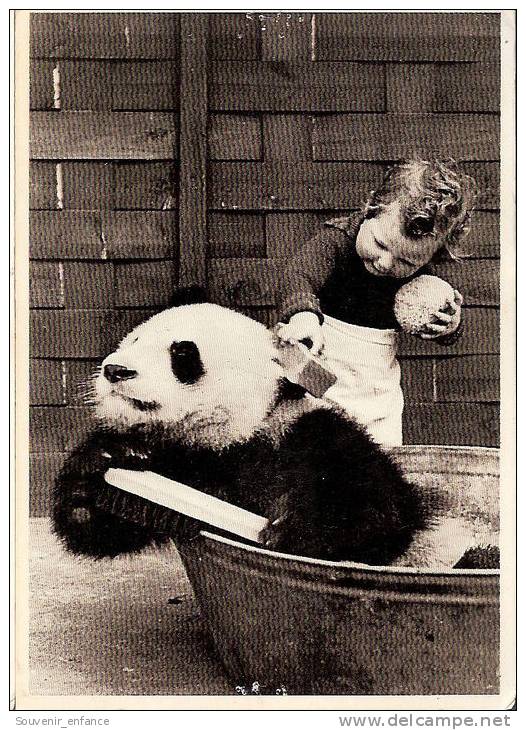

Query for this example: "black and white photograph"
[14,8,515,710]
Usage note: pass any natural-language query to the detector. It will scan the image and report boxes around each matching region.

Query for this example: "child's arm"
[278,228,347,323]
[276,228,347,353]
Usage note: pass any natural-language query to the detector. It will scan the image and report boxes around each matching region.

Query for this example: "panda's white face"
[93,304,286,449]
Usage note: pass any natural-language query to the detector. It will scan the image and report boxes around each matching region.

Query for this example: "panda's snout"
[103,364,138,383]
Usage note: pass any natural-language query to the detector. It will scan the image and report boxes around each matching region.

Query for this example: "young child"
[276,159,476,447]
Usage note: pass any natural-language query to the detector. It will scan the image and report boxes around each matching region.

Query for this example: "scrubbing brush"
[280,341,337,399]
[95,479,183,534]
[98,468,269,546]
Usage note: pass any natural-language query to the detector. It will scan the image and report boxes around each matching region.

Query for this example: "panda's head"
[93,303,291,449]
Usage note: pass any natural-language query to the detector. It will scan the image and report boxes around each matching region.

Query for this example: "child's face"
[356,201,442,278]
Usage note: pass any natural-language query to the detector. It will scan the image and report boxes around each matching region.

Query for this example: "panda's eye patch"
[169,340,205,385]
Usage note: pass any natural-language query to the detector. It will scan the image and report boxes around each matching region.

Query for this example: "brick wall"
[29,12,501,515]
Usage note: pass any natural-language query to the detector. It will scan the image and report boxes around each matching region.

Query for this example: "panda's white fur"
[95,303,303,450]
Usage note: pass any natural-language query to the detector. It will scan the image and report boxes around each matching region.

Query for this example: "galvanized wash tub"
[180,446,499,696]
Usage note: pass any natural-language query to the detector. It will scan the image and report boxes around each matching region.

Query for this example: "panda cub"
[53,295,429,564]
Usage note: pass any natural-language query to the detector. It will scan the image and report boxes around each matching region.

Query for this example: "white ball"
[394,275,455,335]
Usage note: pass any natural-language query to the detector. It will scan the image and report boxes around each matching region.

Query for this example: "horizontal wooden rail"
[315,12,500,62]
[313,114,500,162]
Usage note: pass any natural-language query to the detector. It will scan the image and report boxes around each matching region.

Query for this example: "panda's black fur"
[52,296,430,565]
[53,406,428,563]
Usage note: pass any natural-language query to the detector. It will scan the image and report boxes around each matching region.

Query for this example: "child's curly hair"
[364,159,477,260]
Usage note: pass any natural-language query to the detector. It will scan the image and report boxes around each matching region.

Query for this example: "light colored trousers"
[321,315,404,447]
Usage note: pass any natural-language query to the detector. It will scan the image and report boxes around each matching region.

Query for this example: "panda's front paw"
[53,473,162,559]
[54,478,102,529]
[259,491,298,550]
[68,489,95,525]
[260,512,291,550]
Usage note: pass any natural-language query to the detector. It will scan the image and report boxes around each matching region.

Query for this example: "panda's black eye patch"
[170,340,205,385]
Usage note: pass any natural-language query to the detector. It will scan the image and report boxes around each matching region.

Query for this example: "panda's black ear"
[169,286,209,308]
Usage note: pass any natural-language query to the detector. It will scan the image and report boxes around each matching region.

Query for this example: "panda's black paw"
[259,492,315,554]
[259,492,294,549]
[68,492,95,525]
[453,544,500,569]
[53,472,163,559]
[260,516,289,550]
[53,478,101,529]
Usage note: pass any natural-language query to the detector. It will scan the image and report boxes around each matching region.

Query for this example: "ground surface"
[28,518,232,696]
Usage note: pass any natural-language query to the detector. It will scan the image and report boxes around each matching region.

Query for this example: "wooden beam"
[210,61,385,112]
[30,111,179,160]
[312,114,500,162]
[178,14,208,288]
[315,13,500,62]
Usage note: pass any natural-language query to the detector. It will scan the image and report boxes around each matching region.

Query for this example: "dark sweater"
[278,213,462,343]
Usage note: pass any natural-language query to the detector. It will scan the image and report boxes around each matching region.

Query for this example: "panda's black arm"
[52,431,169,559]
[263,409,427,564]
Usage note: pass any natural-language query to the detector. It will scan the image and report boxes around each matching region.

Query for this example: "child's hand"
[419,290,463,340]
[275,311,325,355]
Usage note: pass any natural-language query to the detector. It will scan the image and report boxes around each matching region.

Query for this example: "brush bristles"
[95,483,182,534]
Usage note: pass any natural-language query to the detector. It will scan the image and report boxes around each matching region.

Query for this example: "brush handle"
[104,468,269,543]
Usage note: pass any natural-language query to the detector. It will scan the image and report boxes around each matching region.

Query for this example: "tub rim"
[195,443,500,579]
[196,530,500,578]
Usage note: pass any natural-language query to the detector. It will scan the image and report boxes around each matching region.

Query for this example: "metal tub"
[180,446,499,695]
